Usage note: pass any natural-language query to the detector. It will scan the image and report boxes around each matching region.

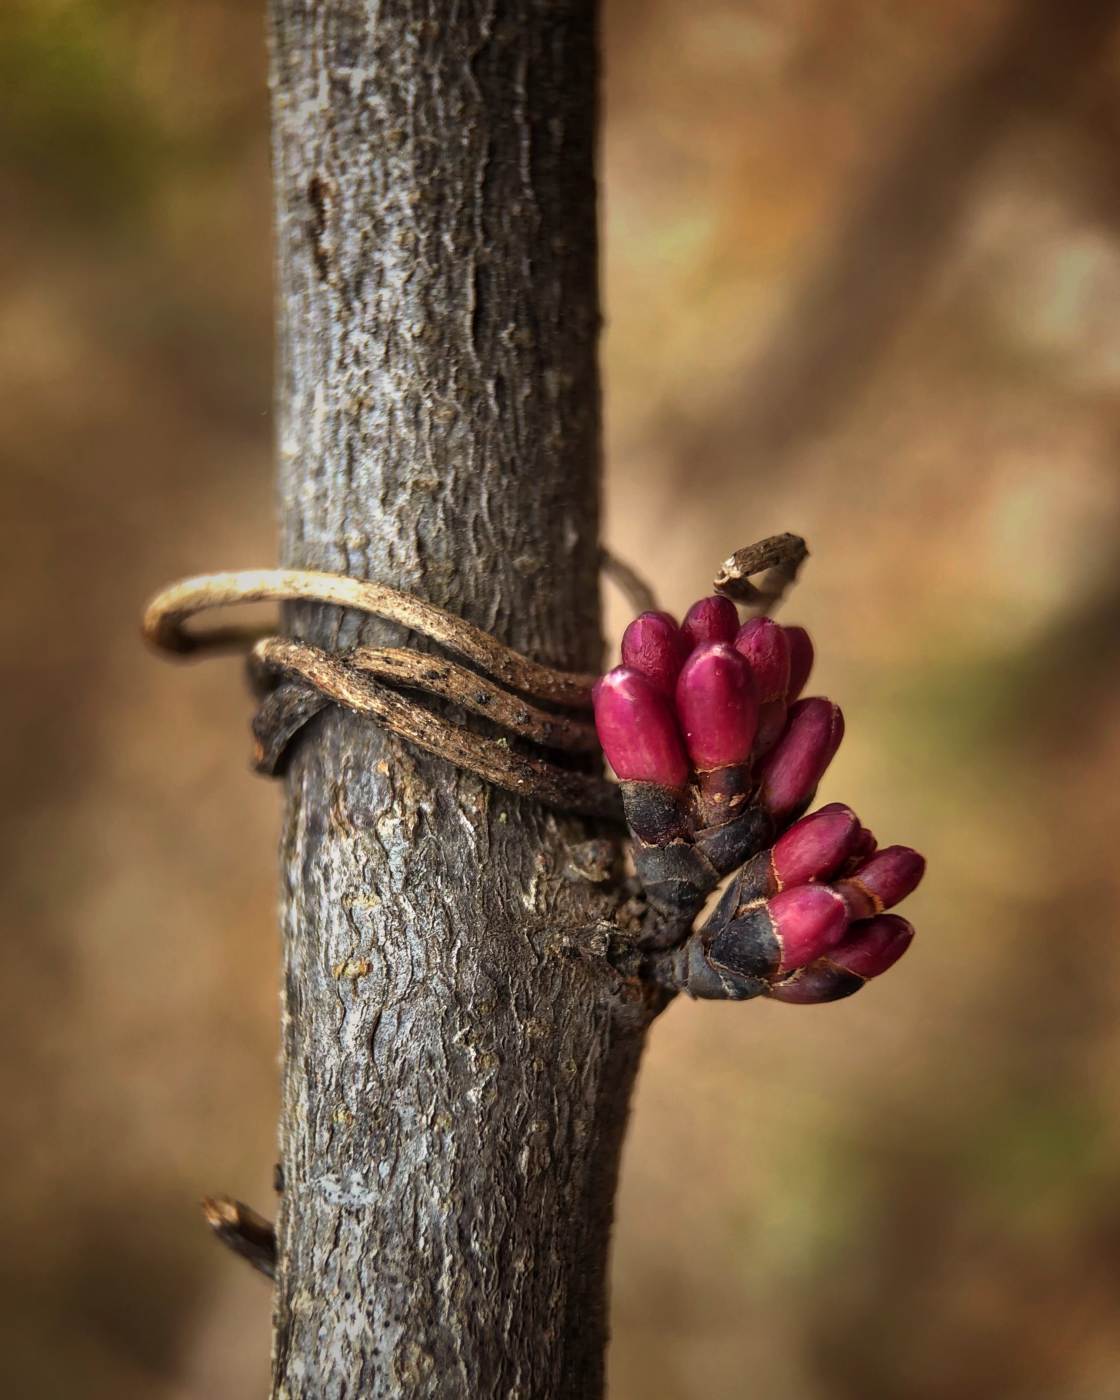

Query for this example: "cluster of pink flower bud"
[594,601,830,820]
[681,802,924,1002]
[593,598,924,1003]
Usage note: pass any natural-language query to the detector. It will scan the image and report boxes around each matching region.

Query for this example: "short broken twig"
[713,533,808,612]
[202,1195,277,1280]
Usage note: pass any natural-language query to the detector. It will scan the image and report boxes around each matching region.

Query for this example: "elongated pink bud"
[813,803,876,872]
[681,594,739,649]
[784,625,814,701]
[734,617,790,702]
[830,914,914,979]
[753,699,788,757]
[765,915,913,1004]
[771,805,860,888]
[621,611,689,696]
[850,824,877,863]
[768,884,850,972]
[675,643,758,770]
[758,698,844,817]
[593,667,689,786]
[838,846,925,918]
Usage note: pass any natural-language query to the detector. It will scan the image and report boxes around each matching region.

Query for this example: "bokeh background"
[5,0,1120,1395]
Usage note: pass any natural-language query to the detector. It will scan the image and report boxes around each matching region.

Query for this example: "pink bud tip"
[768,884,850,972]
[850,825,877,863]
[734,617,791,703]
[592,667,689,787]
[783,625,814,701]
[681,594,740,650]
[839,846,925,918]
[772,805,860,888]
[816,803,876,863]
[621,611,689,696]
[830,914,914,980]
[675,643,759,770]
[758,698,845,817]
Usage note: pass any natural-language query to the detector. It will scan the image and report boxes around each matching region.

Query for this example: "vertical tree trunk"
[268,5,647,1395]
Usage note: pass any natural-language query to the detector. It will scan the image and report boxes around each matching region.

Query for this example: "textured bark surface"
[268,4,652,1396]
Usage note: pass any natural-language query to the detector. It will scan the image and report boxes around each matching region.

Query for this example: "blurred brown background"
[5,1,1120,1395]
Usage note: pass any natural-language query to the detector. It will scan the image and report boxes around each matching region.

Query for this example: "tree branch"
[267,5,643,1395]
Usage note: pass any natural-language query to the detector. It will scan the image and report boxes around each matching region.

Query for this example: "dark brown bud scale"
[632,840,719,915]
[618,779,693,846]
[705,903,783,984]
[676,936,768,1001]
[692,807,774,877]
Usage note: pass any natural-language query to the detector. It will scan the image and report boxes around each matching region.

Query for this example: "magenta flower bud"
[838,845,925,918]
[783,625,814,701]
[592,667,689,787]
[681,594,739,650]
[771,804,860,888]
[753,699,788,757]
[734,617,791,703]
[675,643,759,770]
[830,914,914,980]
[811,804,875,872]
[757,698,845,818]
[768,884,850,972]
[702,880,849,986]
[621,611,689,696]
[850,824,877,863]
[765,914,913,1004]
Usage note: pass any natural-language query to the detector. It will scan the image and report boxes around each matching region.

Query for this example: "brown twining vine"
[142,536,806,822]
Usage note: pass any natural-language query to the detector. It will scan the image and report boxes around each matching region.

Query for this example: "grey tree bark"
[268,4,653,1395]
